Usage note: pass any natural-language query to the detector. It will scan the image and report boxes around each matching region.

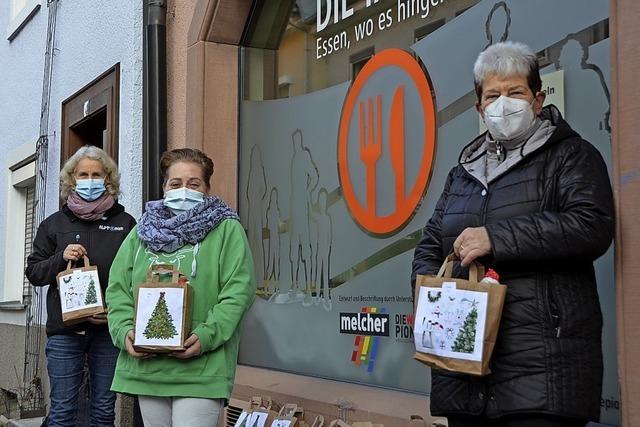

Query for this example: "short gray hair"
[60,146,120,200]
[473,41,542,100]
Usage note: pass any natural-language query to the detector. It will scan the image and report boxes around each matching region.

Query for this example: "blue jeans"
[45,329,119,427]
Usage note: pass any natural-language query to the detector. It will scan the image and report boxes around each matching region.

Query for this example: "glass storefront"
[237,0,617,424]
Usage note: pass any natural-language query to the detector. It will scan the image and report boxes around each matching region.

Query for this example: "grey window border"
[414,18,445,42]
[6,0,41,41]
[349,46,375,80]
[0,301,27,311]
[349,46,375,66]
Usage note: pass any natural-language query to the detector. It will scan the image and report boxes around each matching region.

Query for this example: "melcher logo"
[340,311,390,336]
[344,307,387,373]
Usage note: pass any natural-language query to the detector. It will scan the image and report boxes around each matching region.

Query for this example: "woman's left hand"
[453,227,492,267]
[169,334,202,359]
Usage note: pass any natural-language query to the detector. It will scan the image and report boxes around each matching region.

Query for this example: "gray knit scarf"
[138,196,239,253]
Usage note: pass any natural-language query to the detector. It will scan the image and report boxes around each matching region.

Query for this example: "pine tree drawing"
[143,292,178,340]
[451,306,478,354]
[84,278,98,305]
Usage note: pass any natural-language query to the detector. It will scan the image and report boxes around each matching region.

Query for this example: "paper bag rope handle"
[147,263,180,283]
[66,255,90,271]
[435,253,485,282]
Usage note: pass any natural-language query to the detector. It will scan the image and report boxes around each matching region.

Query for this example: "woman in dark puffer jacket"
[412,41,614,427]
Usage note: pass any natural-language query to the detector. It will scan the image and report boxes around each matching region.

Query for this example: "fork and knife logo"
[338,48,437,235]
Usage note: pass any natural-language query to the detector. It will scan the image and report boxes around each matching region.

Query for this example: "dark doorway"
[61,64,120,165]
[70,107,108,150]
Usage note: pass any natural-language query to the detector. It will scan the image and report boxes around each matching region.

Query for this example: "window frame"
[1,140,37,306]
[414,18,445,43]
[6,0,41,42]
[60,64,120,166]
[349,46,375,80]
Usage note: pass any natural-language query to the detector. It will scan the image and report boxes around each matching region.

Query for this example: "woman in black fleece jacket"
[26,146,135,426]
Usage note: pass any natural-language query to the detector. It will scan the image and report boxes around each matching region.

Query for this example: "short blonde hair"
[60,146,120,200]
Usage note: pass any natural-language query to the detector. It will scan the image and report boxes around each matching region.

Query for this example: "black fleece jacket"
[25,203,136,336]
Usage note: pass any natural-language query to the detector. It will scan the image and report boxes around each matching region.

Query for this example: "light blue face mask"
[75,179,106,201]
[163,187,204,215]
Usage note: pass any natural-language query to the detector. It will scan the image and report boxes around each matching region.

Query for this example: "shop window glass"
[238,3,616,424]
[241,0,480,100]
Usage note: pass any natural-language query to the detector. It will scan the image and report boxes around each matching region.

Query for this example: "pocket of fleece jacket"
[187,346,229,378]
[119,351,210,378]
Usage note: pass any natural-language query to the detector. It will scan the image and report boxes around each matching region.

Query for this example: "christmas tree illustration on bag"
[451,306,478,354]
[143,291,178,339]
[84,277,98,305]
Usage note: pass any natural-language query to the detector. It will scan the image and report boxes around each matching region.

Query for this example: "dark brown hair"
[160,148,214,188]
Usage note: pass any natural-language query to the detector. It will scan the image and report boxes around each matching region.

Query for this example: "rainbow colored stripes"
[350,307,386,372]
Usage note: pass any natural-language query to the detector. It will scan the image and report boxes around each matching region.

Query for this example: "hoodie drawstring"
[191,242,200,277]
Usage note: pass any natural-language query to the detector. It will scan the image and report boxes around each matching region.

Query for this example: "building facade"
[0,0,142,420]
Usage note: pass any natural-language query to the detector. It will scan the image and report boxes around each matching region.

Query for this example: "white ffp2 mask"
[483,95,536,141]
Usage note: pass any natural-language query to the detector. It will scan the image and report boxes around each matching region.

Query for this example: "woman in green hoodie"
[106,148,256,427]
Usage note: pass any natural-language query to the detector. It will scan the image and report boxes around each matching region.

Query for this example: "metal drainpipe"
[143,0,167,205]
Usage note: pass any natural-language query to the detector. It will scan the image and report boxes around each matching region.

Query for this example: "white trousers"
[138,395,223,427]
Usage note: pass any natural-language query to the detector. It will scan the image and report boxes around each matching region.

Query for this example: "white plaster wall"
[0,2,47,325]
[45,0,144,219]
[0,0,144,326]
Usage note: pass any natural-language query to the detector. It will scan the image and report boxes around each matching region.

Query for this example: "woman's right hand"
[63,244,87,262]
[125,330,155,359]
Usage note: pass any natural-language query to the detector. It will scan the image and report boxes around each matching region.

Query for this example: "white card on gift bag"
[56,256,105,324]
[414,284,488,362]
[59,269,104,314]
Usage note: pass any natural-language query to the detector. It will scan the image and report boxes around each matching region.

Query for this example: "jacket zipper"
[461,167,490,225]
[480,187,489,225]
[543,277,561,338]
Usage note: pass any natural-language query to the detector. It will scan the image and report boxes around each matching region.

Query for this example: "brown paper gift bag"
[133,264,193,353]
[271,403,304,427]
[56,256,105,325]
[233,396,279,427]
[413,254,507,376]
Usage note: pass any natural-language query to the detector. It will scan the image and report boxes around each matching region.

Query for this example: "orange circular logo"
[338,48,437,235]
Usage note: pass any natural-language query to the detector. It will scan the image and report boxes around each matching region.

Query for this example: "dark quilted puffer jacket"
[411,105,614,421]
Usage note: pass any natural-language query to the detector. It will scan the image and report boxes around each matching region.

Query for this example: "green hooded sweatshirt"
[106,218,256,399]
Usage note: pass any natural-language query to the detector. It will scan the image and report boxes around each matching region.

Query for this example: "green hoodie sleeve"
[106,227,139,350]
[193,220,256,353]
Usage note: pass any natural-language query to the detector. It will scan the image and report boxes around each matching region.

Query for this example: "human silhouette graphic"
[484,1,511,48]
[247,145,267,288]
[311,188,333,311]
[265,187,281,295]
[555,37,611,142]
[288,129,319,302]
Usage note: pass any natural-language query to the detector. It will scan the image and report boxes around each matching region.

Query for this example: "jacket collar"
[459,104,573,166]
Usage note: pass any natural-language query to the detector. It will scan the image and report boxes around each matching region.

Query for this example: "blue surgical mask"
[163,187,204,215]
[75,179,106,201]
